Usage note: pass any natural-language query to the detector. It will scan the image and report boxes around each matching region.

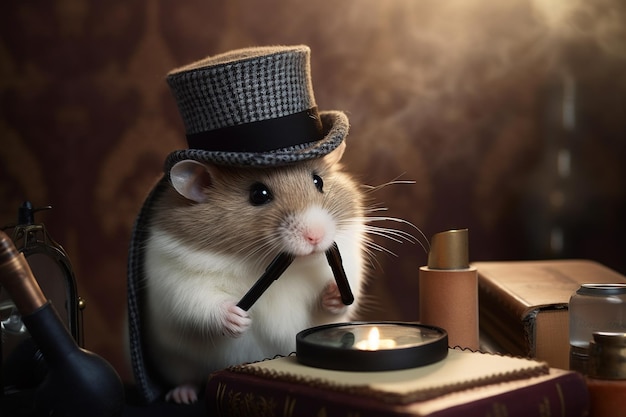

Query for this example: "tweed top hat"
[163,45,349,170]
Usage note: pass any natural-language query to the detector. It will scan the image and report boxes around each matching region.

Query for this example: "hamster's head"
[157,142,364,263]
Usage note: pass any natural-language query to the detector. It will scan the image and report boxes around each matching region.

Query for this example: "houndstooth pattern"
[167,45,316,135]
[127,176,170,403]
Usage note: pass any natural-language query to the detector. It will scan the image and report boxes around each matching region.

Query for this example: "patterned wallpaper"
[1,0,625,382]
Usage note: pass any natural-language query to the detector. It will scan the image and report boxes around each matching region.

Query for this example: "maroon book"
[205,350,589,417]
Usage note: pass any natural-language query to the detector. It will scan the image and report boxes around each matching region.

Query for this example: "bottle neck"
[22,302,79,364]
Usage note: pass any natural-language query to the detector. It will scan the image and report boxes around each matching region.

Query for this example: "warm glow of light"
[369,327,381,350]
[355,327,397,351]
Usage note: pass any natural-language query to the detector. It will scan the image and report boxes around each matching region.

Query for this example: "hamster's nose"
[304,227,325,246]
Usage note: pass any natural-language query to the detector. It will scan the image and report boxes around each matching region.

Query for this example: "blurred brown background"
[1,0,625,382]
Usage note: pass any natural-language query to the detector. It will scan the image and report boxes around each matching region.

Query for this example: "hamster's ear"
[323,141,346,167]
[169,160,212,203]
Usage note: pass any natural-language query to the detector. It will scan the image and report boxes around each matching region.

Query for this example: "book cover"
[474,259,626,369]
[205,349,589,417]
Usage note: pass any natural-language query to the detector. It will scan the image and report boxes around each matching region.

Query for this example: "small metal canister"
[589,332,626,380]
[586,332,626,417]
[569,284,626,374]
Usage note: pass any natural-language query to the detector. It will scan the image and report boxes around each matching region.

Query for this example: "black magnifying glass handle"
[236,242,354,311]
[237,252,296,311]
[325,242,354,306]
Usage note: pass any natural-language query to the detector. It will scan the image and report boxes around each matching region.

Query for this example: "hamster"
[143,142,368,403]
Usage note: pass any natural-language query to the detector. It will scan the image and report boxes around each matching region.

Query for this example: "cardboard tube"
[419,266,479,350]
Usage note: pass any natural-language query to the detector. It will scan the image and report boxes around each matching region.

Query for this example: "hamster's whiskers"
[359,178,429,256]
[363,178,416,193]
[231,216,296,269]
[364,219,422,244]
[234,238,284,270]
[345,213,424,270]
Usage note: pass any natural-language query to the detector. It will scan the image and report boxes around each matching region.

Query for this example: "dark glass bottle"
[0,230,124,417]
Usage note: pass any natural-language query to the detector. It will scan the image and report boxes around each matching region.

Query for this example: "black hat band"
[186,107,324,153]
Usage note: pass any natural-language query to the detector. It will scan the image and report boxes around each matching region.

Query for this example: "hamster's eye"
[249,182,273,205]
[313,174,324,193]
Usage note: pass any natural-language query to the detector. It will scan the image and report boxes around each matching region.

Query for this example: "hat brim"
[164,110,348,171]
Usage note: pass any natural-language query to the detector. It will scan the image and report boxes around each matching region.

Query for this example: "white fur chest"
[142,228,364,382]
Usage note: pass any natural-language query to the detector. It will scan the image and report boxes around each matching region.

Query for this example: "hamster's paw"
[321,282,348,315]
[220,300,251,338]
[165,384,199,404]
